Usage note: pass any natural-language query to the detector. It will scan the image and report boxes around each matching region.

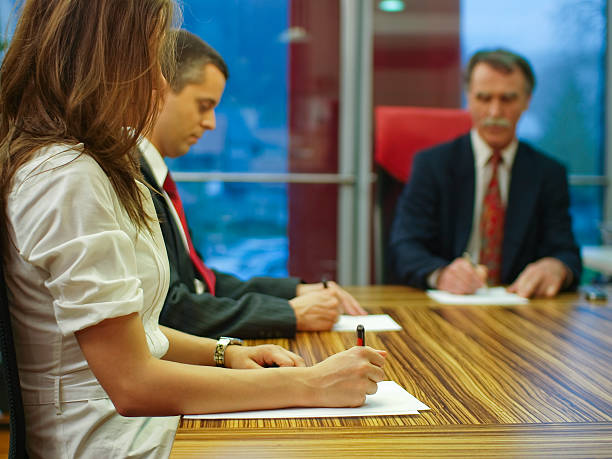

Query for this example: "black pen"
[322,277,328,289]
[356,324,365,346]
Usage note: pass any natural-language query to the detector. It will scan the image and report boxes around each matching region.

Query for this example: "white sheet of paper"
[427,287,529,305]
[183,381,429,420]
[332,314,402,331]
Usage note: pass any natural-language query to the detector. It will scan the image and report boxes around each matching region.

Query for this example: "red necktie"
[163,173,216,295]
[479,150,505,285]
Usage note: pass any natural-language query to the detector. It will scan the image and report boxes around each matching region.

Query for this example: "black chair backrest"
[374,167,407,284]
[0,261,27,458]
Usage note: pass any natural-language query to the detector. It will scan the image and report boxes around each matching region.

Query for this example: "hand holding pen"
[306,324,386,407]
[294,278,367,315]
[436,252,488,295]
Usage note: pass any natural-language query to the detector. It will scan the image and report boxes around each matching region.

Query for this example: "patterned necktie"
[479,150,505,285]
[163,173,216,296]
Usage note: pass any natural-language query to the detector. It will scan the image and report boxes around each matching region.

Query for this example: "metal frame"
[337,0,373,285]
[172,172,358,185]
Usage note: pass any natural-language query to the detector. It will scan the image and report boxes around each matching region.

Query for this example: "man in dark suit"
[389,49,581,298]
[140,29,365,339]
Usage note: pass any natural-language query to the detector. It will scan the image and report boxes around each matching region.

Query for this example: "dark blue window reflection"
[167,2,290,279]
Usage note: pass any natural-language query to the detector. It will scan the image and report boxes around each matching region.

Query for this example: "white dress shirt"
[6,145,179,458]
[139,137,206,294]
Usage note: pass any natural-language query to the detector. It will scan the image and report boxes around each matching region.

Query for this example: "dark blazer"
[140,156,299,339]
[389,134,582,289]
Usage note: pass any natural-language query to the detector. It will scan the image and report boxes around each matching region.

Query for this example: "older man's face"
[467,62,531,150]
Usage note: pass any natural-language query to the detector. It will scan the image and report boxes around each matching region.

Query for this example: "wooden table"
[171,286,612,458]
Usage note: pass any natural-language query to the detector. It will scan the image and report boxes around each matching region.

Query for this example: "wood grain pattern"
[171,286,612,457]
[0,427,7,459]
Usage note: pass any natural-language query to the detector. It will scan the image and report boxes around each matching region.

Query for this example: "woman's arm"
[159,325,305,369]
[158,325,216,366]
[76,313,386,417]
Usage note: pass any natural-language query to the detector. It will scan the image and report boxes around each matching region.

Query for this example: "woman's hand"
[225,344,306,369]
[303,346,387,407]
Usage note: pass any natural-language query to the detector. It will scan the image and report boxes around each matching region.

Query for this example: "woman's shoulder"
[20,143,99,175]
[13,143,110,193]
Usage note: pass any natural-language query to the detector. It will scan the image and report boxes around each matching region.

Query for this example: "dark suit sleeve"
[214,270,300,300]
[140,156,299,339]
[534,161,582,290]
[389,152,451,288]
[159,267,298,339]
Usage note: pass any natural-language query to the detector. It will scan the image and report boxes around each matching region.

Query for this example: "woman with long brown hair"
[0,1,386,457]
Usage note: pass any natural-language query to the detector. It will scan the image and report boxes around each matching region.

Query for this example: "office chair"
[0,260,28,459]
[373,106,472,283]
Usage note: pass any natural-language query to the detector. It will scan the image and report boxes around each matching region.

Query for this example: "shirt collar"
[139,137,168,188]
[470,128,518,169]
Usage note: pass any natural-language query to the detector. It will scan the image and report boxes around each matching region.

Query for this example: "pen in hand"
[356,324,365,346]
[463,251,488,288]
[321,277,328,289]
[463,251,475,267]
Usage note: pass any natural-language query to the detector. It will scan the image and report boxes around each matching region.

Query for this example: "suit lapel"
[139,152,189,268]
[452,135,476,256]
[502,143,538,280]
[139,155,162,193]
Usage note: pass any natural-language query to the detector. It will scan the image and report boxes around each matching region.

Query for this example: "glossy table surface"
[170,286,612,458]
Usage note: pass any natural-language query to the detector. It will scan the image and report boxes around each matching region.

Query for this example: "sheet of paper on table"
[426,287,529,305]
[183,381,429,420]
[332,314,402,331]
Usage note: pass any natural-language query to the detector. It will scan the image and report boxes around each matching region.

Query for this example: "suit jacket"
[140,156,299,339]
[389,134,582,289]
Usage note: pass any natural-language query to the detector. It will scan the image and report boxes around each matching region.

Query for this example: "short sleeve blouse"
[6,144,178,458]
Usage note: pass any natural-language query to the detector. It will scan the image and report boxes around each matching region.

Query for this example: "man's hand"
[437,257,488,294]
[507,257,568,298]
[289,290,341,331]
[296,281,367,315]
[224,344,306,369]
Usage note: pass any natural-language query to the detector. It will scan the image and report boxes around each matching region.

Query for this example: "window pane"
[569,186,605,246]
[165,1,290,279]
[167,1,289,174]
[178,182,288,279]
[461,0,606,246]
[170,1,341,281]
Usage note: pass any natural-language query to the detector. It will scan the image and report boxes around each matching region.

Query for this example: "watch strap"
[214,336,243,367]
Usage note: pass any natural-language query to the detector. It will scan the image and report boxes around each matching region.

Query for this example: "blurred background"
[2,0,607,284]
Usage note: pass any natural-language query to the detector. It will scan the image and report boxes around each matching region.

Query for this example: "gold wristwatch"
[214,337,243,367]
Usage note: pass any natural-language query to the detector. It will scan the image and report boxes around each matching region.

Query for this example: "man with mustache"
[389,48,581,298]
[140,29,365,340]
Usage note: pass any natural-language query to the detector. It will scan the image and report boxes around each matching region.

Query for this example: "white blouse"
[6,144,179,458]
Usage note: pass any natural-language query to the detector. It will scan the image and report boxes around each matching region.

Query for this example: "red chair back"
[373,106,472,284]
[375,106,472,183]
